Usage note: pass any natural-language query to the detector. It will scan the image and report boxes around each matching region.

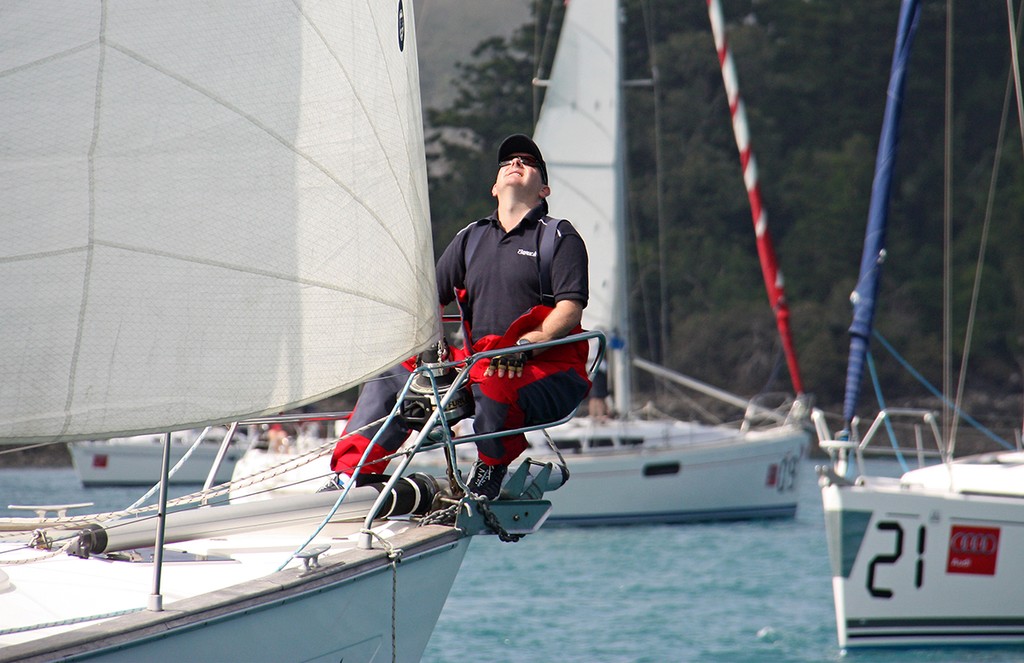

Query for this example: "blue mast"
[842,0,923,427]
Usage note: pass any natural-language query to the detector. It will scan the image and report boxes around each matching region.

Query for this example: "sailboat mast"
[707,0,804,396]
[610,1,633,417]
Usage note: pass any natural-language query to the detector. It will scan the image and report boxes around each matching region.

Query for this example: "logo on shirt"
[517,249,537,257]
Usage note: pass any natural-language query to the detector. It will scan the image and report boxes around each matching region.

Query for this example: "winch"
[399,338,474,429]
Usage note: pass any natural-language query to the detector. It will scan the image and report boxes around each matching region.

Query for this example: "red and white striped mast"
[707,0,805,395]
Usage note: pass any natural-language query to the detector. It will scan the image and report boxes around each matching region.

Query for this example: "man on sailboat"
[327,134,591,499]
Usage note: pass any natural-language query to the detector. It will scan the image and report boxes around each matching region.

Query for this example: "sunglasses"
[498,155,542,170]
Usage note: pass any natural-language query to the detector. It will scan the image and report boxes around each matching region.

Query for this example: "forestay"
[0,1,437,443]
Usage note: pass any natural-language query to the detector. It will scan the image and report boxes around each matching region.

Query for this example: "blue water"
[422,458,1024,663]
[2,460,1023,662]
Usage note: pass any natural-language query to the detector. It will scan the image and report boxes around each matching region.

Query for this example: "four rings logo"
[946,525,1000,576]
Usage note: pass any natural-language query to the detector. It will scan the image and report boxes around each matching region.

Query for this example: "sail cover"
[842,0,922,425]
[0,1,438,443]
[533,0,632,411]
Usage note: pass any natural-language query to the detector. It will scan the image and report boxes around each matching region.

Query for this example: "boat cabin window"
[643,462,681,477]
[590,438,614,448]
[554,439,582,452]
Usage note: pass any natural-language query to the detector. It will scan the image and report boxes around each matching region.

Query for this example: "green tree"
[425,19,543,255]
[423,0,1024,419]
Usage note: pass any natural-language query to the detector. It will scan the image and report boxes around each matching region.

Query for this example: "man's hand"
[485,339,532,379]
[485,350,527,379]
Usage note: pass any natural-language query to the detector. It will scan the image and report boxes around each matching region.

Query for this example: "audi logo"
[949,531,998,555]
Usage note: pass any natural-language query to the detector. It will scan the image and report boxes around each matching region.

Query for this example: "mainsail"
[0,1,438,443]
[842,0,922,426]
[532,0,632,414]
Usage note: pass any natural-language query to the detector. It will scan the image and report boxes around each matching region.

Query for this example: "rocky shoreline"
[0,444,72,468]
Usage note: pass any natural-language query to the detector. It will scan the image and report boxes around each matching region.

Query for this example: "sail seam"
[0,246,89,264]
[97,35,418,282]
[0,41,96,80]
[290,0,425,281]
[63,3,109,440]
[80,239,424,310]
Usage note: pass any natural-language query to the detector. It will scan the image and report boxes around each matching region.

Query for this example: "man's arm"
[518,298,583,346]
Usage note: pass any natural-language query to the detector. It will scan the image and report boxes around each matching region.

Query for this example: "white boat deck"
[898,451,1024,497]
[0,521,464,662]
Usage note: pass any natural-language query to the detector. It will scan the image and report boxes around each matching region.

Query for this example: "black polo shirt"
[436,201,589,339]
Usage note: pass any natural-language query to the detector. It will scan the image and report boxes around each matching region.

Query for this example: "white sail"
[0,1,438,443]
[532,0,631,413]
[0,6,565,660]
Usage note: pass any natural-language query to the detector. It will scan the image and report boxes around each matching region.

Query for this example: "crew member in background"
[587,348,611,420]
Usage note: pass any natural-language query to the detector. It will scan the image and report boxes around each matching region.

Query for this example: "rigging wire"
[873,331,1013,449]
[942,0,953,447]
[866,350,911,473]
[1009,0,1024,440]
[639,0,669,367]
[1008,0,1024,162]
[950,0,1024,456]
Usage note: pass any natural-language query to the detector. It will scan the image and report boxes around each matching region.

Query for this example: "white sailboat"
[68,428,246,486]
[813,0,1024,648]
[0,3,564,660]
[510,0,810,524]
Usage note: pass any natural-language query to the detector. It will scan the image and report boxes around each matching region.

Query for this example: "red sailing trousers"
[330,306,590,476]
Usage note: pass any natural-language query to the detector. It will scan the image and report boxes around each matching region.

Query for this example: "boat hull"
[69,439,243,486]
[501,419,807,525]
[400,418,809,525]
[230,419,809,526]
[0,524,469,662]
[821,475,1024,648]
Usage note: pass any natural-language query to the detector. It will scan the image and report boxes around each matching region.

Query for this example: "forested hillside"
[423,0,1024,423]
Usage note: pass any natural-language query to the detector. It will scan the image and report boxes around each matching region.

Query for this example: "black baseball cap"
[497,134,548,184]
